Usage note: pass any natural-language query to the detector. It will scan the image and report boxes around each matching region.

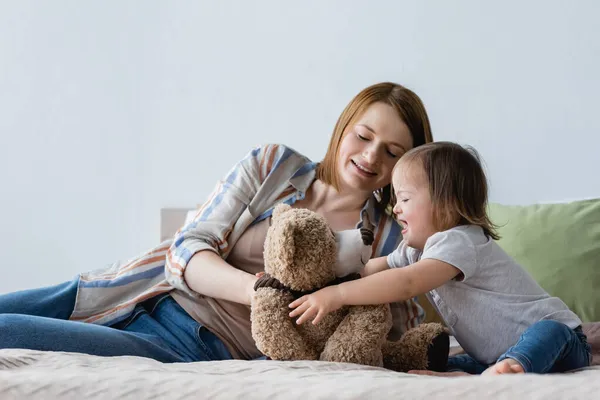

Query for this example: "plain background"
[1,0,598,293]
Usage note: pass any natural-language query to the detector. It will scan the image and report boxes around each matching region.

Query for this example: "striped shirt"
[70,144,424,338]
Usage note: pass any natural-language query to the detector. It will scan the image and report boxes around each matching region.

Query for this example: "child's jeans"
[447,320,592,374]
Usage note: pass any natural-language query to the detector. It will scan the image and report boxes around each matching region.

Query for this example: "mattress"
[1,349,599,400]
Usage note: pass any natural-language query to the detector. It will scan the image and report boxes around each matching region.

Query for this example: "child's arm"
[361,256,390,277]
[289,258,460,325]
[340,258,460,305]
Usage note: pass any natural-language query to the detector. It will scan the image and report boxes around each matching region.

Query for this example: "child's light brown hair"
[396,141,500,240]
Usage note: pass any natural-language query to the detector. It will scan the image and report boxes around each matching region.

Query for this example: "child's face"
[391,162,437,250]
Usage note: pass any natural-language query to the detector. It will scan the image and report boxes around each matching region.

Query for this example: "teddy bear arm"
[251,288,319,360]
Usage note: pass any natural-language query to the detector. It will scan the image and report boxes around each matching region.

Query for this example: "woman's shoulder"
[245,143,312,163]
[241,143,314,175]
[234,143,315,186]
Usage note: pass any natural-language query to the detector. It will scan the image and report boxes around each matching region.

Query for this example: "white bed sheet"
[1,349,599,400]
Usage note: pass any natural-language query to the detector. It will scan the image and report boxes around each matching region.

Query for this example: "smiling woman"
[0,82,435,363]
[317,83,433,219]
[339,103,413,191]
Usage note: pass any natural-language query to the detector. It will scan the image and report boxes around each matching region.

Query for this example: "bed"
[1,206,597,399]
[0,342,599,400]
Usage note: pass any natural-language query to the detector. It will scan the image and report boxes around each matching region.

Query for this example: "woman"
[0,82,433,362]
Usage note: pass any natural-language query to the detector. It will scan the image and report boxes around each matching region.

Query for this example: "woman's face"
[337,102,413,195]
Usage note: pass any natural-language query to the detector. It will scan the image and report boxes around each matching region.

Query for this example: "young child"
[289,141,591,375]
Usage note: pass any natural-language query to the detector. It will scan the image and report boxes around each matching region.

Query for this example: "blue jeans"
[0,278,232,362]
[448,320,592,374]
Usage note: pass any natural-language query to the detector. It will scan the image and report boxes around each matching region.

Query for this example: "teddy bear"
[250,203,449,372]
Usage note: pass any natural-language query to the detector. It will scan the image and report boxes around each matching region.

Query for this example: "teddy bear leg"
[251,288,319,360]
[382,322,449,372]
[320,305,391,367]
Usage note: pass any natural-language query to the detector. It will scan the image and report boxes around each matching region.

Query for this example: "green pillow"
[488,199,600,323]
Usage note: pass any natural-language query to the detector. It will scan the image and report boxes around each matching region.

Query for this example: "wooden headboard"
[160,207,193,241]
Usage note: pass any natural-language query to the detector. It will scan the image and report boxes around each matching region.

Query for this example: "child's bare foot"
[483,358,525,375]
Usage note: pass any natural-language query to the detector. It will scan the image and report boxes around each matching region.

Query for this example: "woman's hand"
[246,274,260,305]
[288,286,344,325]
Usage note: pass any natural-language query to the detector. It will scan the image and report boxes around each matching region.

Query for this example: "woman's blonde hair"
[316,82,434,212]
[398,141,500,240]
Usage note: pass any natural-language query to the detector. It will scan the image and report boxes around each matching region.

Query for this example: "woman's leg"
[0,279,233,363]
[0,312,186,362]
[0,278,181,359]
[119,294,233,362]
[494,320,592,374]
[0,278,78,318]
[0,296,233,363]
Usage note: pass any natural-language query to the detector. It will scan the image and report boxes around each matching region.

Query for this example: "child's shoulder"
[425,225,488,250]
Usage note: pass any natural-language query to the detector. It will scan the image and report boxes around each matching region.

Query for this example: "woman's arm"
[184,251,257,305]
[290,258,460,324]
[166,144,282,303]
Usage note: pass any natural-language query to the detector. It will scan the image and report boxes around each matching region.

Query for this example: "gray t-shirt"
[387,225,582,365]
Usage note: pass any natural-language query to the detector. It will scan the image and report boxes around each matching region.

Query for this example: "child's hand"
[288,286,344,325]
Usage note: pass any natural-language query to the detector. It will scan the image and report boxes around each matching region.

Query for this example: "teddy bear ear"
[272,203,292,220]
[277,219,296,267]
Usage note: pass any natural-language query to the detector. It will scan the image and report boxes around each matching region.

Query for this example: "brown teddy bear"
[251,203,449,372]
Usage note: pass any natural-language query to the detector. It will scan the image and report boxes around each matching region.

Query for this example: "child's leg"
[490,320,591,374]
[410,354,487,376]
[447,353,489,374]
